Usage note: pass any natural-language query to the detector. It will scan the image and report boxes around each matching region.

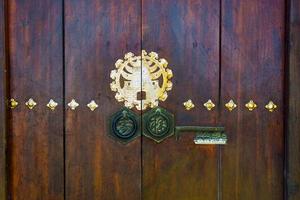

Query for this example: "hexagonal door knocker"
[109,108,140,144]
[142,107,175,143]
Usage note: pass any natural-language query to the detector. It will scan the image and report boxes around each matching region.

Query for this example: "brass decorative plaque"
[110,50,173,110]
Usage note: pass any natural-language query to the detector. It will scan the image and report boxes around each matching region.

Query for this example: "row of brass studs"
[9,98,99,111]
[9,98,277,112]
[183,99,277,112]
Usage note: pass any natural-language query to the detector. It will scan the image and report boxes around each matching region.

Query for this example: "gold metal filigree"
[183,99,195,110]
[203,99,215,111]
[68,99,79,110]
[25,98,37,110]
[265,101,277,112]
[87,100,98,111]
[110,50,173,110]
[9,98,18,109]
[47,99,58,110]
[225,99,237,111]
[245,100,257,111]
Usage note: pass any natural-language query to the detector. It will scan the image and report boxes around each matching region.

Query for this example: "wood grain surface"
[0,0,8,199]
[220,0,285,199]
[142,0,220,199]
[287,0,300,199]
[64,0,142,199]
[7,0,64,199]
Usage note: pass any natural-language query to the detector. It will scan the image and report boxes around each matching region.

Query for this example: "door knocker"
[109,50,227,144]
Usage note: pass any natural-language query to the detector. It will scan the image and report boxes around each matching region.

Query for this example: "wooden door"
[1,0,299,200]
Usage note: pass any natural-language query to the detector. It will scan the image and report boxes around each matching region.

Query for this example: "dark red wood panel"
[287,0,300,199]
[0,0,8,198]
[220,0,285,199]
[64,0,141,199]
[142,0,220,199]
[7,0,64,199]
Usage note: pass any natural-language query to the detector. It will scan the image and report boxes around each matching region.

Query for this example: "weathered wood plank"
[287,0,300,199]
[0,0,7,198]
[142,0,220,199]
[64,0,142,199]
[220,0,285,199]
[7,0,64,199]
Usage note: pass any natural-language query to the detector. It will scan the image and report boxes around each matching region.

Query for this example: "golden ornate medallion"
[110,50,173,110]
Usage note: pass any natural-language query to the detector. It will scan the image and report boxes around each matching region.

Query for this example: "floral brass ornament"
[110,50,173,110]
[25,98,37,109]
[203,99,215,111]
[225,99,237,111]
[47,99,58,110]
[9,98,18,109]
[245,100,257,111]
[68,99,79,110]
[183,99,195,110]
[265,101,277,112]
[87,100,98,111]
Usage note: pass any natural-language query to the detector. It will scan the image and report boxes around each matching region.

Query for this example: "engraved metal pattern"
[225,99,237,111]
[68,99,79,110]
[203,99,215,111]
[183,99,195,110]
[87,100,98,111]
[47,99,58,110]
[9,98,19,109]
[265,101,277,112]
[109,108,140,144]
[143,107,174,143]
[175,126,227,145]
[245,100,257,111]
[25,98,37,110]
[110,50,173,110]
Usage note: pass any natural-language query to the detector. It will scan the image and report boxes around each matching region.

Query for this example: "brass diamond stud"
[203,99,215,111]
[245,100,257,111]
[9,98,19,109]
[87,100,98,111]
[265,101,277,112]
[25,98,37,110]
[225,99,237,111]
[68,99,79,110]
[183,99,195,110]
[47,99,58,111]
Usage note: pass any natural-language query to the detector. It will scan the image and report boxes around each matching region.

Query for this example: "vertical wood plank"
[64,1,141,199]
[142,0,220,199]
[0,0,7,198]
[287,0,300,199]
[7,0,64,199]
[220,0,285,199]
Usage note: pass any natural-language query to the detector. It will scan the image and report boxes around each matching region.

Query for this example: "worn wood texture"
[142,0,220,199]
[0,0,7,199]
[64,0,141,199]
[287,0,300,199]
[7,0,64,199]
[220,0,285,199]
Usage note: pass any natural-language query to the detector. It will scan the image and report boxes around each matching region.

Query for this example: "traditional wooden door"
[1,0,300,200]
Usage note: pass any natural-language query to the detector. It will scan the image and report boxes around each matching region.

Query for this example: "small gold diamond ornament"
[245,100,257,111]
[265,101,277,112]
[25,98,37,110]
[47,99,58,110]
[203,99,215,111]
[87,100,98,111]
[110,50,173,110]
[183,99,195,110]
[225,99,237,111]
[9,98,19,109]
[68,99,79,110]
